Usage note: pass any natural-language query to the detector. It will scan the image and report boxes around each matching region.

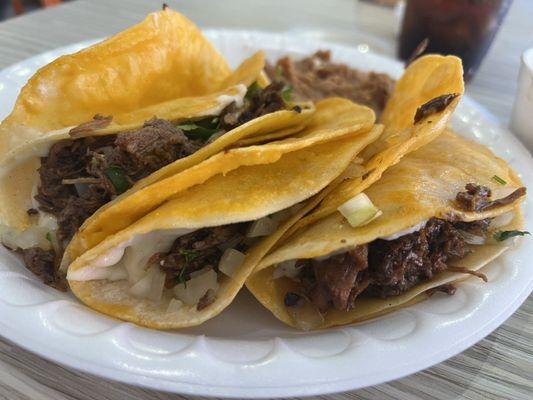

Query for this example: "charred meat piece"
[265,50,395,116]
[414,93,459,124]
[366,218,468,298]
[158,223,249,288]
[299,246,369,312]
[20,247,66,291]
[456,183,526,211]
[220,81,286,130]
[114,118,201,180]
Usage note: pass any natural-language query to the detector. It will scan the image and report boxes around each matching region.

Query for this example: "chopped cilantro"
[492,175,507,185]
[245,82,260,101]
[176,249,200,287]
[281,84,293,102]
[105,166,131,194]
[177,265,188,286]
[493,230,530,242]
[179,249,199,264]
[275,65,283,79]
[177,117,221,141]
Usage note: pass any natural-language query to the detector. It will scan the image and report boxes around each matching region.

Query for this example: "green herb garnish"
[46,232,52,243]
[492,175,507,185]
[275,65,283,79]
[176,249,199,287]
[177,117,221,141]
[104,165,131,194]
[177,265,188,286]
[245,81,260,101]
[281,84,293,102]
[179,249,199,264]
[493,230,530,242]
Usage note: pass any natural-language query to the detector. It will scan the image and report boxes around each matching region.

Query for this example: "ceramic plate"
[0,30,531,398]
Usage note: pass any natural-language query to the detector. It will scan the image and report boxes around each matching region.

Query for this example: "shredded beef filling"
[266,50,395,116]
[36,118,199,244]
[220,81,286,130]
[22,82,287,289]
[155,223,249,289]
[19,247,65,291]
[285,217,491,312]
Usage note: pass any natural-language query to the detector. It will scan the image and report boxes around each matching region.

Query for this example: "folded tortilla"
[246,131,527,330]
[66,116,382,328]
[0,9,319,249]
[283,54,465,238]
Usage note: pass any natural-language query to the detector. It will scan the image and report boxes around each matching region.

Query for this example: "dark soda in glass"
[399,0,513,81]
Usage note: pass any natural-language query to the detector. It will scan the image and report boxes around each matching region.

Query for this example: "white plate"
[0,30,531,398]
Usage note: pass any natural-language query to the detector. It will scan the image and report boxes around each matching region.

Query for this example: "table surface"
[0,0,531,399]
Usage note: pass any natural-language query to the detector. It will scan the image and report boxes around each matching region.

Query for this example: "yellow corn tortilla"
[0,8,314,231]
[284,54,465,238]
[246,131,526,330]
[66,98,376,260]
[67,126,382,329]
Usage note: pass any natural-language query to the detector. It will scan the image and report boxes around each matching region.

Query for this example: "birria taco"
[246,131,527,330]
[0,8,319,287]
[283,53,465,238]
[65,98,381,328]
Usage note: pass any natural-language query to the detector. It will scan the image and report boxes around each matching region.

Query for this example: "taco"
[65,105,382,328]
[283,53,465,239]
[0,9,321,285]
[246,131,527,330]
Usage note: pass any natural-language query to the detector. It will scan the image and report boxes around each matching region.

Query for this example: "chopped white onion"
[37,213,58,231]
[147,268,166,302]
[337,193,382,228]
[173,269,219,306]
[218,248,246,278]
[167,298,184,313]
[458,230,486,245]
[286,300,324,331]
[128,269,155,299]
[108,265,129,281]
[272,260,301,279]
[490,212,514,230]
[0,225,51,251]
[246,216,278,238]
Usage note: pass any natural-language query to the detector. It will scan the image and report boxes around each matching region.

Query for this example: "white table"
[0,0,531,398]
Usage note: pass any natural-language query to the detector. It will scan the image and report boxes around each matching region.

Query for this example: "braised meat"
[220,81,286,130]
[366,218,468,297]
[157,223,249,288]
[287,218,491,312]
[35,118,200,243]
[266,50,395,116]
[297,246,369,312]
[20,247,65,291]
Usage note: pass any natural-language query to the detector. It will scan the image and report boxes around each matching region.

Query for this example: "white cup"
[510,48,533,153]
